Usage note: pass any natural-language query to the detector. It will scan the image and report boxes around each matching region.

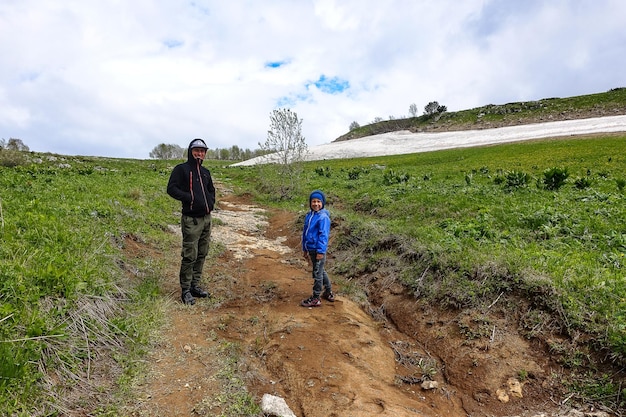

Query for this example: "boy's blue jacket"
[302,208,331,253]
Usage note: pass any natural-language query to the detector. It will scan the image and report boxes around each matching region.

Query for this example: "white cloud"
[314,0,361,31]
[0,0,624,159]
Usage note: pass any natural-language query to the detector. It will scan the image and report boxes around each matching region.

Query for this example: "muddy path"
[126,187,601,417]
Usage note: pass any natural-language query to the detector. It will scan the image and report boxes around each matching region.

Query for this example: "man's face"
[310,198,323,212]
[192,147,207,160]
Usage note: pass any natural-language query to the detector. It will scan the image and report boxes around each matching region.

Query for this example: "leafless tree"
[257,108,308,198]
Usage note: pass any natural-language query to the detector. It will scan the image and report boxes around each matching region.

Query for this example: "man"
[167,138,215,305]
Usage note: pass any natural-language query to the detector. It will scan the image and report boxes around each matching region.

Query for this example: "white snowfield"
[231,114,626,166]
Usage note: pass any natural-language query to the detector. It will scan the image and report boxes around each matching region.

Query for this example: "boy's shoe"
[190,286,209,298]
[301,296,321,307]
[322,290,335,302]
[181,291,196,305]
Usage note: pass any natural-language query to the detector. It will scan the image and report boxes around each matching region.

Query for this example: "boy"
[301,190,335,307]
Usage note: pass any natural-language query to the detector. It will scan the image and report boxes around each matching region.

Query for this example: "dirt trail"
[126,187,592,417]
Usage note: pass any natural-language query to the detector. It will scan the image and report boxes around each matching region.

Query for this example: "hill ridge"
[334,88,626,142]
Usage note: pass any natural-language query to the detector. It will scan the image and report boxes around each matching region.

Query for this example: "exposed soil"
[125,186,616,417]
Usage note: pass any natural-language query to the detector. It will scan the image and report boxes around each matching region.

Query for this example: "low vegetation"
[228,135,626,411]
[0,155,183,415]
[1,90,625,414]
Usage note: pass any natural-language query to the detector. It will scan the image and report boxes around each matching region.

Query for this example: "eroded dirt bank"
[127,189,614,417]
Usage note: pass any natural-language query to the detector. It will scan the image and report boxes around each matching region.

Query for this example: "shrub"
[542,167,569,190]
[315,166,332,177]
[347,166,369,180]
[0,149,28,167]
[574,176,593,189]
[424,101,447,116]
[382,168,410,185]
[497,170,530,189]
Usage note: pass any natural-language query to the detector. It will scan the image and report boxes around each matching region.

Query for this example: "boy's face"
[310,198,323,212]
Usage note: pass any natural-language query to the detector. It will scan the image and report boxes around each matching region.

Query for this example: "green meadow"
[1,135,625,413]
[236,136,626,353]
[229,134,626,409]
[0,156,179,415]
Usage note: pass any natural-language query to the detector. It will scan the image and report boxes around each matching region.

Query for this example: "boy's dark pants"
[308,251,331,298]
[179,214,212,291]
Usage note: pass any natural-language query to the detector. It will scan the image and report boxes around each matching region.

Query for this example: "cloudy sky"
[1,0,625,159]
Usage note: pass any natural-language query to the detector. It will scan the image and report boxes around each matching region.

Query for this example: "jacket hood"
[187,138,208,163]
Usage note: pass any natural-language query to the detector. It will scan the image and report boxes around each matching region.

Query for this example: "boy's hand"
[316,253,324,260]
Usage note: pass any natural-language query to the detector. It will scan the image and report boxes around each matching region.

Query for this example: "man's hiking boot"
[322,290,335,302]
[181,291,196,305]
[190,286,209,298]
[301,296,321,307]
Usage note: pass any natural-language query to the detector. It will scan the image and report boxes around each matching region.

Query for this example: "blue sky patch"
[163,39,184,48]
[19,71,40,82]
[276,92,311,108]
[265,60,289,69]
[311,75,350,94]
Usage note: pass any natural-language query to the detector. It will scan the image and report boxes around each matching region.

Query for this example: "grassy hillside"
[227,134,626,411]
[0,89,625,414]
[0,156,181,415]
[337,87,626,141]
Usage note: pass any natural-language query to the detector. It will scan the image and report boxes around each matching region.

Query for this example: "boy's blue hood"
[309,190,325,208]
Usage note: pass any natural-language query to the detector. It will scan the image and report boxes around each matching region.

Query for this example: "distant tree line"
[1,136,270,163]
[349,100,447,131]
[149,143,270,161]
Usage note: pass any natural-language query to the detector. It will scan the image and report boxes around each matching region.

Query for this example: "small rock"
[261,394,296,417]
[496,388,509,403]
[183,344,192,353]
[507,377,523,398]
[421,380,439,390]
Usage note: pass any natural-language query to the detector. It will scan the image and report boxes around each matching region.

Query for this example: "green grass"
[196,341,262,417]
[0,155,199,415]
[226,134,626,408]
[0,89,625,413]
